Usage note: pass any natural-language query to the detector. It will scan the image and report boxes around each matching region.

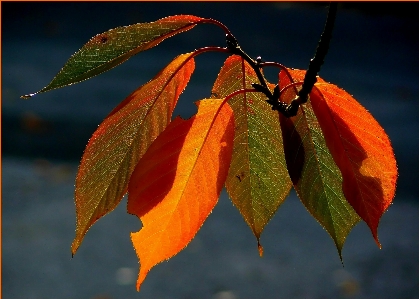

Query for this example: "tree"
[22,3,397,291]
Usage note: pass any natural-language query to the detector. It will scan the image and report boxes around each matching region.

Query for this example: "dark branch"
[292,2,338,107]
[224,2,337,118]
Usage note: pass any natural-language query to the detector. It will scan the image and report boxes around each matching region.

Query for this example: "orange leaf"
[283,68,397,246]
[72,53,195,254]
[127,99,234,291]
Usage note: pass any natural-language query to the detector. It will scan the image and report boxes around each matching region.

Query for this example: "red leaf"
[281,68,398,246]
[278,71,360,256]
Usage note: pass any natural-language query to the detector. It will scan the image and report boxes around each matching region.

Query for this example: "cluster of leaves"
[23,14,397,291]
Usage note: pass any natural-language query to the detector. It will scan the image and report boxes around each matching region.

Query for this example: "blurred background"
[2,2,418,299]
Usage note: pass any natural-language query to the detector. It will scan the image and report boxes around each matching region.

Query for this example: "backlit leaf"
[284,69,397,247]
[279,69,361,257]
[22,15,205,98]
[127,99,234,291]
[72,53,195,255]
[212,55,292,251]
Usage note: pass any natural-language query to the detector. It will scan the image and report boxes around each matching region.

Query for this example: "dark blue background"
[3,2,418,197]
[2,2,418,299]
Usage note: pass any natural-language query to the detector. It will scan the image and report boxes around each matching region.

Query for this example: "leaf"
[127,99,234,291]
[22,15,205,98]
[211,55,292,251]
[278,69,361,257]
[285,69,397,247]
[72,53,195,255]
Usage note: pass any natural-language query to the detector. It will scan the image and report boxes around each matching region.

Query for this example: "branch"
[216,3,338,117]
[287,2,338,116]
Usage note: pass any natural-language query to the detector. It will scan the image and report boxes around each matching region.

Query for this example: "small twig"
[225,34,268,91]
[225,34,291,115]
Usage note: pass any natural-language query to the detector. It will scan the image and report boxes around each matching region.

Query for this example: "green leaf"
[211,55,292,251]
[278,69,361,258]
[72,53,195,255]
[22,15,205,98]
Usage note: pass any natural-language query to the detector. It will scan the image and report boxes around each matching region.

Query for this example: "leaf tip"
[21,93,36,99]
[370,226,382,249]
[338,250,344,266]
[135,268,148,292]
[71,238,81,256]
[257,240,264,257]
[375,237,382,249]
